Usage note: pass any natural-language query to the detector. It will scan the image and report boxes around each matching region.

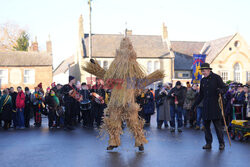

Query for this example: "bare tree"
[0,22,26,51]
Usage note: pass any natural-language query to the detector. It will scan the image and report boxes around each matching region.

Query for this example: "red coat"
[16,91,25,109]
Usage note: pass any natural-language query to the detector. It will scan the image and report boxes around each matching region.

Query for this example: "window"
[234,63,241,82]
[147,61,153,74]
[24,69,35,84]
[177,72,190,79]
[0,69,8,84]
[154,61,160,71]
[103,61,108,70]
[247,72,250,82]
[221,71,229,82]
[97,60,101,66]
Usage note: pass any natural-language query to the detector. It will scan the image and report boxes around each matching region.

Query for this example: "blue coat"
[143,91,155,115]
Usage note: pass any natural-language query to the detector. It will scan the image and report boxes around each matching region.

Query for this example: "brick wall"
[0,66,52,91]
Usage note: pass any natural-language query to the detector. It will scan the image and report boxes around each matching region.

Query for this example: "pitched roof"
[53,55,74,76]
[202,34,236,63]
[83,34,171,58]
[174,52,193,70]
[0,51,52,66]
[171,41,205,56]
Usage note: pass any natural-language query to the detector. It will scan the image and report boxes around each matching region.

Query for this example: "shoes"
[202,144,212,150]
[178,128,182,133]
[107,146,118,150]
[219,143,225,150]
[138,145,144,151]
[170,128,175,132]
[201,126,205,131]
[195,126,200,130]
[157,125,162,129]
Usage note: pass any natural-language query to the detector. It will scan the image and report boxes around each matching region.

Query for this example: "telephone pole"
[88,0,92,59]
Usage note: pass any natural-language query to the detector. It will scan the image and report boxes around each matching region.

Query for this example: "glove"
[217,88,224,95]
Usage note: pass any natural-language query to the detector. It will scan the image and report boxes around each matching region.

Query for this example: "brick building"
[0,38,53,91]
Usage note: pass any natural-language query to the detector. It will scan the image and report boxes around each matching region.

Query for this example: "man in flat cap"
[192,63,226,150]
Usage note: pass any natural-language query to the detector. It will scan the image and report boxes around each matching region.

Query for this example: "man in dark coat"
[168,81,186,132]
[192,63,226,150]
[61,76,77,130]
[90,78,106,128]
[9,87,17,128]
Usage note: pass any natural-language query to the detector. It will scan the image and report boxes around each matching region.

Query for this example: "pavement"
[0,115,249,167]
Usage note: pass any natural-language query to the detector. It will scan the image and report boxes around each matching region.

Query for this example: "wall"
[211,33,250,84]
[0,66,52,91]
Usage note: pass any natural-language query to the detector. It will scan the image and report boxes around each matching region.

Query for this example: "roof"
[0,51,52,66]
[202,34,236,63]
[174,52,193,70]
[83,34,170,58]
[171,41,205,56]
[53,55,74,76]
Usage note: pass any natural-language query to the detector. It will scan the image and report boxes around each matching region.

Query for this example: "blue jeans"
[12,111,18,127]
[196,107,203,127]
[17,108,25,128]
[170,105,183,128]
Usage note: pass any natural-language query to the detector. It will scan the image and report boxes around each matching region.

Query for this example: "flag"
[192,54,206,84]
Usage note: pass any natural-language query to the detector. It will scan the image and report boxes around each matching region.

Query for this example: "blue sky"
[1,0,250,68]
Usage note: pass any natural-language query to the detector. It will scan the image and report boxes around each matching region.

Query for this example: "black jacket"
[168,86,187,107]
[194,72,226,120]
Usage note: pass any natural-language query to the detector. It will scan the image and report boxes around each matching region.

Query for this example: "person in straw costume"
[83,37,165,151]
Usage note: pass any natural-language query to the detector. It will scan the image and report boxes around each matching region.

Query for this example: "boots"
[202,144,212,149]
[219,143,225,150]
[107,146,118,150]
[138,144,144,151]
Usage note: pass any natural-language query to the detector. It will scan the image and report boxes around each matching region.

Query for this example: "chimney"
[125,29,132,36]
[31,36,38,51]
[162,23,168,41]
[79,14,84,39]
[46,35,52,54]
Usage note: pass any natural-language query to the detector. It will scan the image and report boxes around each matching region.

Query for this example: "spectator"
[24,87,32,128]
[183,84,198,127]
[0,89,13,130]
[16,86,25,129]
[9,87,17,128]
[168,81,186,132]
[143,89,155,126]
[157,84,171,129]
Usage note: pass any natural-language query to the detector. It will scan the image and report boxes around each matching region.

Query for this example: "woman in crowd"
[45,89,60,129]
[157,84,171,129]
[183,84,198,127]
[0,89,13,130]
[31,84,44,127]
[143,88,155,126]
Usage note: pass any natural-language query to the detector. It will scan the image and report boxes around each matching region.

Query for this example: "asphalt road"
[0,116,249,167]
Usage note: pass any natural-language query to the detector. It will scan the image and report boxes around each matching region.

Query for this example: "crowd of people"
[0,76,249,133]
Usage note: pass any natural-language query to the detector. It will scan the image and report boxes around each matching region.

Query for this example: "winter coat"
[234,92,245,105]
[9,92,17,110]
[183,88,197,110]
[158,90,171,121]
[194,72,226,120]
[0,95,13,121]
[16,91,25,109]
[143,91,155,115]
[168,86,187,107]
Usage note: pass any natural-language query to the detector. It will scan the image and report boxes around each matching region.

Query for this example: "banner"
[192,54,206,84]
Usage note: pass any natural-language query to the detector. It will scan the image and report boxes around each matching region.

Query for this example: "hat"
[176,81,181,86]
[200,63,212,70]
[81,82,87,86]
[51,82,56,88]
[158,82,163,87]
[25,87,29,91]
[69,76,75,82]
[38,83,42,89]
